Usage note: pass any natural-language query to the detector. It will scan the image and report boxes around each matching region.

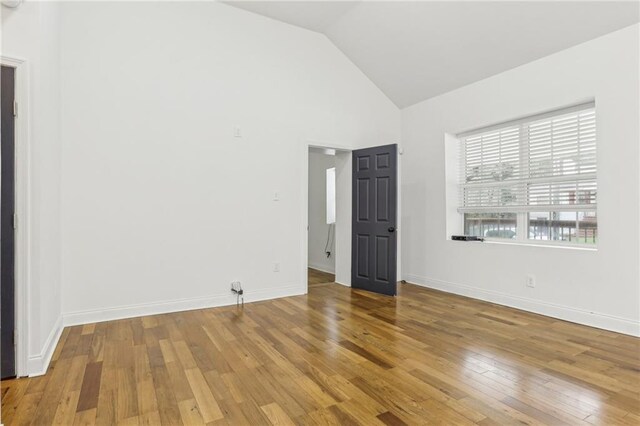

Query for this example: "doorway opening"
[304,144,352,290]
[303,143,399,296]
[307,147,337,287]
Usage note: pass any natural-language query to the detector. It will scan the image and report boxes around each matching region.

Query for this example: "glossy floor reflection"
[308,268,335,287]
[2,281,638,425]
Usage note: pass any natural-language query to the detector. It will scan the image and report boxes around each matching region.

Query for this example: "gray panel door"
[1,65,16,379]
[351,144,397,296]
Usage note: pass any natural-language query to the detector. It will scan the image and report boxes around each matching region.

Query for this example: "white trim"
[456,100,595,138]
[301,142,310,294]
[32,285,304,376]
[63,285,304,327]
[307,140,354,153]
[302,140,403,294]
[1,55,31,378]
[479,238,598,250]
[448,237,598,251]
[403,274,640,337]
[307,264,335,275]
[302,140,353,295]
[26,315,62,377]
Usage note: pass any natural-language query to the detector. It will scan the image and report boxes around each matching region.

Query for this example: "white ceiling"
[226,1,640,108]
[226,1,361,32]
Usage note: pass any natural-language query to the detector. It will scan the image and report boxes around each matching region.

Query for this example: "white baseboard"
[28,286,303,377]
[308,263,335,275]
[403,274,640,337]
[27,315,63,377]
[63,284,304,328]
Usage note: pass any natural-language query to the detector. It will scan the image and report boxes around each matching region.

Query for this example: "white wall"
[308,152,335,273]
[334,151,353,286]
[59,1,401,322]
[402,24,640,336]
[1,1,63,375]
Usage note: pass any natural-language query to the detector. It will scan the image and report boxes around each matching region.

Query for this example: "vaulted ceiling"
[226,1,640,108]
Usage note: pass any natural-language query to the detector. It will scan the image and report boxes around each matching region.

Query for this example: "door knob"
[388,227,395,233]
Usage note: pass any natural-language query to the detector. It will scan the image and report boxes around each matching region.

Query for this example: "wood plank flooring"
[307,268,335,287]
[2,274,639,425]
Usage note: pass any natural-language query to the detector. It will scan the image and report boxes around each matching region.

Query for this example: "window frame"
[456,102,598,248]
[459,212,598,248]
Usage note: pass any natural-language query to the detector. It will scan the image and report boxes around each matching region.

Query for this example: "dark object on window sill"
[452,235,484,242]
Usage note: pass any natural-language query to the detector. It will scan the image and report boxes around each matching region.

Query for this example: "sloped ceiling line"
[225,1,640,108]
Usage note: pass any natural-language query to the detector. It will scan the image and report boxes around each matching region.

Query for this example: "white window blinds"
[459,102,596,213]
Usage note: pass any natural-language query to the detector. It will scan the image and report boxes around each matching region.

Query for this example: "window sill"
[450,238,598,251]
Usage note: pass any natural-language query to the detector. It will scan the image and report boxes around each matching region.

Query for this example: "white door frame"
[301,140,402,295]
[1,55,30,377]
[301,141,353,294]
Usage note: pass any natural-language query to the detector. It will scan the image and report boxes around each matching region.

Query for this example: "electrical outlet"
[273,262,280,272]
[231,281,242,293]
[526,274,536,288]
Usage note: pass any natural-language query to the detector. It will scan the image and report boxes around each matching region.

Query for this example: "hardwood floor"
[307,268,335,287]
[2,281,639,425]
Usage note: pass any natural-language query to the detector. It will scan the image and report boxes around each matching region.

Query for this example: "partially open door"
[351,144,397,296]
[1,65,17,379]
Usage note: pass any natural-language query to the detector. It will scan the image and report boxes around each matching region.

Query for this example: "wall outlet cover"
[526,275,536,288]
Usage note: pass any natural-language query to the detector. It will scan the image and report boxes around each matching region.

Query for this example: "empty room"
[1,0,639,424]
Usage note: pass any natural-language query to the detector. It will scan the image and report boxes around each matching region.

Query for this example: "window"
[326,167,336,224]
[458,102,597,245]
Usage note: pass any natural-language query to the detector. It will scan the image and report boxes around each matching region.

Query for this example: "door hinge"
[13,213,17,230]
[12,330,16,346]
[13,100,18,117]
